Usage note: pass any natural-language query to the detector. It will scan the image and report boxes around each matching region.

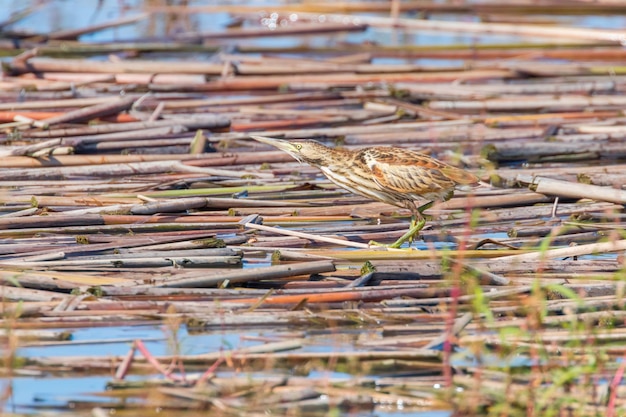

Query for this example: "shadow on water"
[5,325,255,412]
[1,1,623,416]
[4,323,453,416]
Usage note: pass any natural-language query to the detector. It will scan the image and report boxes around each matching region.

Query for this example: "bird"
[250,135,479,248]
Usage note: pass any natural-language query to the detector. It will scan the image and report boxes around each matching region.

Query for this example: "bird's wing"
[362,148,477,196]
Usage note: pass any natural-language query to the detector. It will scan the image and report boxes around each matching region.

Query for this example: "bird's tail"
[440,166,480,186]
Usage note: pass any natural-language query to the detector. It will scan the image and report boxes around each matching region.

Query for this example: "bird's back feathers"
[359,147,478,200]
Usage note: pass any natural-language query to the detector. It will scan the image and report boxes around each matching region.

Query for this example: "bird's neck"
[329,148,356,167]
[306,144,354,168]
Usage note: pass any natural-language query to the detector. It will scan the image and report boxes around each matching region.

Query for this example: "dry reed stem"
[0,3,625,415]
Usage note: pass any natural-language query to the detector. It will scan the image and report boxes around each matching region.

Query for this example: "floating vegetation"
[0,1,626,416]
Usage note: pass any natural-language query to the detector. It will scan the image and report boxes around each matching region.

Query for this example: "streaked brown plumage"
[250,135,478,247]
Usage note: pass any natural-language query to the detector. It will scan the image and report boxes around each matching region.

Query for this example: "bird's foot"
[368,239,389,248]
[368,218,426,249]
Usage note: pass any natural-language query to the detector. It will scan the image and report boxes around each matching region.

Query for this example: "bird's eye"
[295,144,302,150]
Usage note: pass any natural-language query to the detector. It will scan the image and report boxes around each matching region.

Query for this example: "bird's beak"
[250,135,298,153]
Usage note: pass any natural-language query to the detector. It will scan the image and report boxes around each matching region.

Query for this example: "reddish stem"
[197,356,226,386]
[607,352,626,417]
[134,339,187,382]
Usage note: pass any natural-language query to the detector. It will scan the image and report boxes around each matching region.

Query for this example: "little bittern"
[250,135,478,248]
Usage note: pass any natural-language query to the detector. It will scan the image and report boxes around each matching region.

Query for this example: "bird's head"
[250,135,330,166]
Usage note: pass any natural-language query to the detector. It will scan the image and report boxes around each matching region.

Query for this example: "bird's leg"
[416,200,434,217]
[388,208,426,249]
[368,201,430,249]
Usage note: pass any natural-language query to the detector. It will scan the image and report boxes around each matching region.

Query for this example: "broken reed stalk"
[498,239,626,262]
[155,260,336,288]
[20,116,230,138]
[520,175,626,204]
[295,11,626,43]
[0,160,271,180]
[8,57,226,75]
[36,13,150,41]
[1,4,626,416]
[244,222,374,249]
[29,96,137,128]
